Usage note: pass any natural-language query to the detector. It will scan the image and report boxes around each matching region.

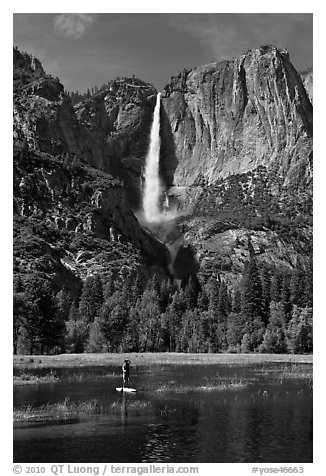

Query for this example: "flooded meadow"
[13,353,313,463]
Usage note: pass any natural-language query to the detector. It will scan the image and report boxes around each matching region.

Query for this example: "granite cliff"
[161,46,312,188]
[73,78,157,205]
[300,67,313,104]
[13,47,169,295]
[13,45,313,294]
[158,47,313,286]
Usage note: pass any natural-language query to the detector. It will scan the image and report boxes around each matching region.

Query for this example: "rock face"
[157,47,312,284]
[13,45,313,293]
[74,78,157,205]
[161,46,312,188]
[13,48,169,294]
[14,148,169,291]
[14,52,92,161]
[300,67,313,103]
[177,164,312,286]
[13,49,157,189]
[13,47,45,79]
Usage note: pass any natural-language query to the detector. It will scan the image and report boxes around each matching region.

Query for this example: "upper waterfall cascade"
[142,93,163,223]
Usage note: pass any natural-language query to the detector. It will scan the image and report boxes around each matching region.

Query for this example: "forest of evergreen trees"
[13,241,312,356]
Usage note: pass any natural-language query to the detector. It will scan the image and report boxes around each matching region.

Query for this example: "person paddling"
[122,359,131,387]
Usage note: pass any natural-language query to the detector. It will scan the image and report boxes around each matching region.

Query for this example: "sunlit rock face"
[74,78,157,205]
[300,67,313,104]
[14,47,158,207]
[13,49,96,162]
[161,46,312,188]
[13,48,170,293]
[13,45,313,290]
[13,47,45,78]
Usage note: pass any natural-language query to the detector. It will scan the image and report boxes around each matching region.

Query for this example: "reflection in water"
[13,363,313,463]
[120,393,129,425]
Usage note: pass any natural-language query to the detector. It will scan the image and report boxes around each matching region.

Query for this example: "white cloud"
[54,13,97,40]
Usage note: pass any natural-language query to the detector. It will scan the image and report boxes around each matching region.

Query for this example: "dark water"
[13,362,313,463]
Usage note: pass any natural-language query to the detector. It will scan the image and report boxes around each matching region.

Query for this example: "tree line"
[66,74,148,105]
[13,243,312,355]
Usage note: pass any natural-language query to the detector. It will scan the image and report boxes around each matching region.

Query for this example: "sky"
[13,12,313,93]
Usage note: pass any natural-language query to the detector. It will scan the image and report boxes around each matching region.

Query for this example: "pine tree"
[259,302,287,353]
[21,276,64,354]
[184,275,201,310]
[137,289,162,352]
[130,272,145,305]
[270,271,283,303]
[159,279,170,312]
[216,281,230,324]
[285,306,313,353]
[101,291,129,352]
[206,275,220,313]
[79,274,104,325]
[19,298,39,354]
[303,257,313,307]
[240,239,264,350]
[125,301,142,352]
[86,315,107,353]
[215,280,230,351]
[281,273,292,322]
[13,275,26,354]
[37,281,65,354]
[226,312,248,351]
[180,309,201,352]
[66,302,85,353]
[147,274,161,296]
[13,292,27,354]
[121,274,133,299]
[290,258,306,308]
[56,285,73,322]
[232,288,242,314]
[164,288,186,351]
[196,311,211,352]
[241,255,263,320]
[197,288,209,313]
[260,264,271,325]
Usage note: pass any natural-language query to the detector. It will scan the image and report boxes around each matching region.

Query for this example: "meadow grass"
[14,354,313,422]
[13,371,60,385]
[13,352,312,369]
[13,368,118,385]
[152,376,248,393]
[13,353,312,385]
[13,397,101,422]
[110,400,153,415]
[14,397,155,422]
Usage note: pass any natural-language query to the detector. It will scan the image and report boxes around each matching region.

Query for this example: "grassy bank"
[14,352,313,369]
[13,353,312,386]
[14,353,312,423]
[13,397,157,423]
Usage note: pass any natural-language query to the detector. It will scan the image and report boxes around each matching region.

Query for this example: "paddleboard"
[116,387,137,393]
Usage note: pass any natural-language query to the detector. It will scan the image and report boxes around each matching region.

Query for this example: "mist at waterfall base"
[136,92,197,279]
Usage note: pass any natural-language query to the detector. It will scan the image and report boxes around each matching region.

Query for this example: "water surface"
[13,361,313,463]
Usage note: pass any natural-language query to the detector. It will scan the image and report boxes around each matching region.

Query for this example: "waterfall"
[143,93,162,223]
